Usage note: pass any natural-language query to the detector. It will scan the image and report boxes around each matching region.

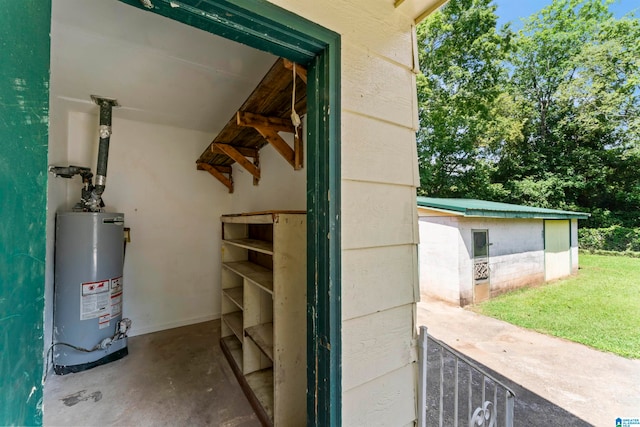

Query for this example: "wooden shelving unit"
[219,211,306,426]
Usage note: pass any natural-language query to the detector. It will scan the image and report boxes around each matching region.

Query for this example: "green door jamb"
[117,1,342,425]
[0,2,51,426]
[306,42,342,427]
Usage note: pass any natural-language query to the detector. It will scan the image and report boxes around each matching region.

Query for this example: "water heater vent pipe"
[49,95,119,212]
[89,95,119,210]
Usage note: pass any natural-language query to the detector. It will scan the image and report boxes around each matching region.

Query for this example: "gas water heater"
[50,96,131,374]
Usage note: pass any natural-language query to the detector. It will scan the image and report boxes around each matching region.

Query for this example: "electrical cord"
[43,318,131,383]
[43,342,98,383]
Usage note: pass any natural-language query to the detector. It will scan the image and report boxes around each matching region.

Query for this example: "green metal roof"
[417,197,590,219]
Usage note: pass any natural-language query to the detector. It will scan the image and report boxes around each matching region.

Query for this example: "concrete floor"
[44,320,260,427]
[417,296,640,427]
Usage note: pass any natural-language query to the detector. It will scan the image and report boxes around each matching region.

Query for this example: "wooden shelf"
[246,369,274,423]
[196,58,307,193]
[221,335,243,371]
[222,312,243,342]
[222,287,244,310]
[223,261,274,294]
[223,238,274,255]
[245,323,274,362]
[220,213,306,426]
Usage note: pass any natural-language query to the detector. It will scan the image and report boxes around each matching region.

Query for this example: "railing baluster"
[419,329,515,427]
[481,376,486,411]
[493,384,497,427]
[439,346,444,427]
[468,366,473,426]
[506,391,515,427]
[418,326,427,427]
[454,358,459,427]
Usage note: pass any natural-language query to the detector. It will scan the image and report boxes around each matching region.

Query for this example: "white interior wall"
[46,0,293,344]
[44,98,72,356]
[46,111,306,340]
[61,112,230,336]
[228,129,307,214]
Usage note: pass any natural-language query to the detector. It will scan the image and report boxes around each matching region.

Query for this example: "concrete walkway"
[417,296,640,427]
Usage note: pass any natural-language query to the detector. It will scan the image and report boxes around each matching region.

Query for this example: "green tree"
[494,0,640,226]
[415,0,515,199]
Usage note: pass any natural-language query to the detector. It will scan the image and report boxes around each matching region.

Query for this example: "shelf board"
[245,323,274,362]
[223,261,274,294]
[222,312,243,342]
[222,286,244,310]
[246,368,274,423]
[221,211,306,224]
[220,335,243,371]
[221,338,273,427]
[224,238,274,255]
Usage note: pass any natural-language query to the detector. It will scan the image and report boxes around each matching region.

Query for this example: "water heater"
[50,96,131,375]
[53,212,128,374]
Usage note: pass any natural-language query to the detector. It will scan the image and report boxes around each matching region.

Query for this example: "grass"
[474,253,640,359]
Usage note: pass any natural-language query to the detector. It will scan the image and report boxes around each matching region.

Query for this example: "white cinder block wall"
[268,1,422,425]
[418,214,548,305]
[457,218,545,299]
[418,217,462,304]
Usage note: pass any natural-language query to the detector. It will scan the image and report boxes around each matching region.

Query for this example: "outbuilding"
[418,197,589,306]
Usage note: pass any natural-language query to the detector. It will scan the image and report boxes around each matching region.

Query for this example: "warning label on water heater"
[80,280,110,320]
[110,276,123,317]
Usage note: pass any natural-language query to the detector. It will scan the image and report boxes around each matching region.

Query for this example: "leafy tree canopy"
[416,0,640,227]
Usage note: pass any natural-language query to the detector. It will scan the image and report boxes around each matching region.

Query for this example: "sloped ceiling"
[50,0,277,133]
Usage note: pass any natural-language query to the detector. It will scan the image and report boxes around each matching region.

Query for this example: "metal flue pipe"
[89,95,119,210]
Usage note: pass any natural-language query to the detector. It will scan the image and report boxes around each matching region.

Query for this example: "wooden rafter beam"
[212,142,260,181]
[197,162,233,193]
[237,111,295,134]
[283,59,307,84]
[254,126,299,170]
[211,143,258,159]
[238,110,304,170]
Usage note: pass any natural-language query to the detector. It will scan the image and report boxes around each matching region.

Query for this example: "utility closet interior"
[45,0,308,424]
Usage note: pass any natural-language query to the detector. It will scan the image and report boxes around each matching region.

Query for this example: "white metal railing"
[418,326,515,427]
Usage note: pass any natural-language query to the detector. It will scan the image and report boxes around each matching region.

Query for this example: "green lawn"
[475,254,640,358]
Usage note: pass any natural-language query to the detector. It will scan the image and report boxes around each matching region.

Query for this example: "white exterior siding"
[266,1,421,423]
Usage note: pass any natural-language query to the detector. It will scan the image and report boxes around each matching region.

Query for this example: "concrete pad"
[417,296,640,427]
[44,320,259,427]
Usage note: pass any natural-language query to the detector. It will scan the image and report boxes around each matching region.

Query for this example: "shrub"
[579,226,640,252]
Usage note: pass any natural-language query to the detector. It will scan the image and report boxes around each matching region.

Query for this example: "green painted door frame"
[116,1,342,425]
[0,2,51,426]
[0,0,340,424]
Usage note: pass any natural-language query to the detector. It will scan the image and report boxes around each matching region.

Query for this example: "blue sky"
[493,0,639,30]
